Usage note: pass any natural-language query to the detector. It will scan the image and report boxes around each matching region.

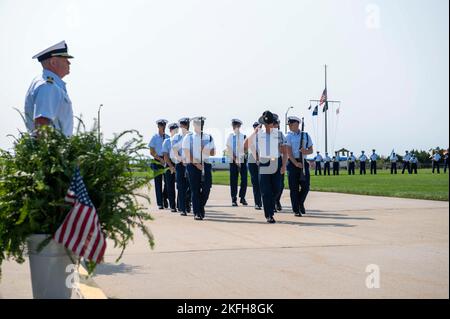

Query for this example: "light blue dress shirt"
[24,69,73,136]
[285,130,313,158]
[149,133,169,156]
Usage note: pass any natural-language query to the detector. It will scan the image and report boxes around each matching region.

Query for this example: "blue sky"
[0,0,448,155]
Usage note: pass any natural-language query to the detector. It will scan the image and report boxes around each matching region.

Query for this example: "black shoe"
[163,200,169,208]
[194,216,202,220]
[255,205,262,210]
[180,212,187,216]
[268,217,276,224]
[171,208,177,213]
[232,201,238,207]
[273,208,277,213]
[240,198,248,206]
[294,212,302,217]
[158,206,164,210]
[300,206,306,215]
[276,202,282,211]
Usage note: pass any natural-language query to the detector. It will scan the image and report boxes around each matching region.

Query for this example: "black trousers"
[287,160,310,214]
[164,169,177,209]
[324,162,331,175]
[445,159,449,173]
[370,161,377,174]
[248,162,262,207]
[259,158,281,219]
[391,162,397,174]
[187,163,212,218]
[175,163,190,213]
[348,162,355,175]
[333,162,339,175]
[360,162,366,175]
[402,161,411,174]
[432,161,440,174]
[151,162,168,207]
[411,163,418,174]
[315,162,322,175]
[229,160,248,202]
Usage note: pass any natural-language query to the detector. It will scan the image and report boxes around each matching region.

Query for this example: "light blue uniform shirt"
[359,154,368,161]
[171,131,189,163]
[370,153,378,161]
[149,133,169,156]
[162,137,177,163]
[285,130,313,159]
[24,69,73,136]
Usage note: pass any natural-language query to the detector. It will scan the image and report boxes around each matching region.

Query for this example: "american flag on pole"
[319,88,327,105]
[53,168,106,263]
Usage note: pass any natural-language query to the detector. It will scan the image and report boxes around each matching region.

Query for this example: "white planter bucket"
[27,234,76,299]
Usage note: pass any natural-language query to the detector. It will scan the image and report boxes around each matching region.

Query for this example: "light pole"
[285,106,294,134]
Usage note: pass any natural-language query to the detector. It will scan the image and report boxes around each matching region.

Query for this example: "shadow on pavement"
[94,262,144,276]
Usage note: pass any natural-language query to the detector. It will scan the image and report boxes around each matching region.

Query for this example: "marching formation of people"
[148,112,449,223]
[148,111,314,224]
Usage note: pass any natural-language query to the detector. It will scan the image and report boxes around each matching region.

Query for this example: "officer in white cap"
[247,121,263,210]
[370,149,379,174]
[390,152,399,174]
[358,151,367,175]
[226,118,248,206]
[171,117,192,216]
[182,117,216,220]
[332,153,340,175]
[431,150,441,174]
[348,152,356,175]
[149,119,169,209]
[323,152,331,175]
[402,150,412,174]
[162,123,180,213]
[285,116,314,216]
[313,151,323,176]
[24,40,74,136]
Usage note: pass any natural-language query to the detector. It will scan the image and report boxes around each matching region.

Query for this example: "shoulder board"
[46,76,54,84]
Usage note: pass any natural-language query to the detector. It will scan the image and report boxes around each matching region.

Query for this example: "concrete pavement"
[1,184,448,298]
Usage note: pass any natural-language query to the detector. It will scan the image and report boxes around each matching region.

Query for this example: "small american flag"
[319,88,327,105]
[53,168,106,263]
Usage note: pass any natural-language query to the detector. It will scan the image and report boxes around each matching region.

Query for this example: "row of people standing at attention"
[321,150,447,175]
[313,150,380,175]
[147,110,314,224]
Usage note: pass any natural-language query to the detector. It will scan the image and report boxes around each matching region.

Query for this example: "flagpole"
[324,64,328,154]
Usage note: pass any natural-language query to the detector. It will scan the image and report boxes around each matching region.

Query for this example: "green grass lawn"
[210,168,449,201]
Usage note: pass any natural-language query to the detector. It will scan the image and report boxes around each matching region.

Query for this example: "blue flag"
[312,105,318,116]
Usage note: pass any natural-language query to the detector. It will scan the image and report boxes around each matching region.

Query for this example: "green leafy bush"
[0,121,157,276]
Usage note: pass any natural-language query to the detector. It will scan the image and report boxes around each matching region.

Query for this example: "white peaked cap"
[32,40,74,62]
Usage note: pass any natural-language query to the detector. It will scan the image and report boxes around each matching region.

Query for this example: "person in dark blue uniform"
[348,152,356,175]
[162,123,180,212]
[226,119,248,206]
[285,116,314,216]
[149,119,169,209]
[182,117,216,220]
[172,117,191,216]
[247,122,263,210]
[245,111,286,223]
[332,152,340,175]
